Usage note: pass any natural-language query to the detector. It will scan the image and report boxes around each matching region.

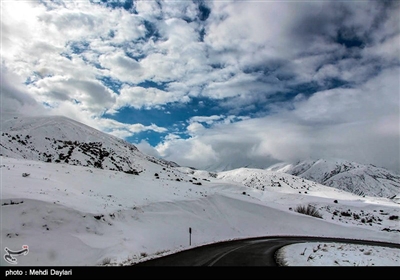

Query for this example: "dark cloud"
[197,0,211,21]
[290,1,398,55]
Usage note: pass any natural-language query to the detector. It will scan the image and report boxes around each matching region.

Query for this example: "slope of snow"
[1,114,399,267]
[267,159,400,198]
[1,156,399,266]
[276,242,400,266]
[0,113,178,175]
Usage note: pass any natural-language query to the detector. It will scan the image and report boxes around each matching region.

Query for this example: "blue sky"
[1,0,399,172]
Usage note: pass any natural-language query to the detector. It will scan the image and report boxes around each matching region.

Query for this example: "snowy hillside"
[1,115,399,266]
[266,159,400,199]
[2,114,398,202]
[1,156,399,266]
[0,114,178,174]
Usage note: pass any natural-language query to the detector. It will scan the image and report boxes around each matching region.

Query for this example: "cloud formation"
[156,68,399,172]
[1,0,399,172]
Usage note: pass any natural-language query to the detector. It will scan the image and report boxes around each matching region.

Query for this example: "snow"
[1,114,399,267]
[266,159,400,198]
[276,242,400,266]
[1,156,399,266]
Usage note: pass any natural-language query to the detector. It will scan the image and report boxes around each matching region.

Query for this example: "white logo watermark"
[4,245,29,265]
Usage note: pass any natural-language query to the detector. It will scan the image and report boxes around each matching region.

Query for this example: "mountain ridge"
[266,159,400,198]
[0,113,178,174]
[1,113,398,199]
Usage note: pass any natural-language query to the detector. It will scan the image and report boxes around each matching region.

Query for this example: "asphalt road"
[134,236,400,266]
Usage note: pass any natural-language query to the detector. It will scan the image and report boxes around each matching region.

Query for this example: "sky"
[1,155,399,268]
[1,0,399,172]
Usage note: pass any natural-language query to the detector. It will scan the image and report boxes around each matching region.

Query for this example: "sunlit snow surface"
[277,242,400,266]
[1,156,399,266]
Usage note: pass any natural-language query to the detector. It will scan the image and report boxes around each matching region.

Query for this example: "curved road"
[134,236,400,266]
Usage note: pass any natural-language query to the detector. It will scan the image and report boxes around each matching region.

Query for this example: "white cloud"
[93,119,168,139]
[135,140,162,158]
[134,0,163,20]
[2,0,148,99]
[0,67,44,115]
[31,75,117,114]
[137,19,208,84]
[159,68,400,172]
[3,0,397,115]
[159,0,199,21]
[186,122,205,136]
[110,85,189,111]
[156,136,219,168]
[293,68,399,125]
[204,1,328,64]
[106,129,133,139]
[99,51,143,83]
[108,11,146,43]
[105,124,167,140]
[364,33,400,64]
[1,0,399,173]
[202,72,268,99]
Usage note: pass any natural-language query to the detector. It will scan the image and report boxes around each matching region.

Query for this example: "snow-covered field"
[1,156,399,266]
[277,242,399,266]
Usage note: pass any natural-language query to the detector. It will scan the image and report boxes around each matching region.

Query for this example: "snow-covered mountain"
[1,114,399,266]
[2,114,398,200]
[0,113,178,174]
[2,155,399,266]
[266,159,400,198]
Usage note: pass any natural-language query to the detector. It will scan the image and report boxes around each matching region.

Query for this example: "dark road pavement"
[134,236,400,266]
